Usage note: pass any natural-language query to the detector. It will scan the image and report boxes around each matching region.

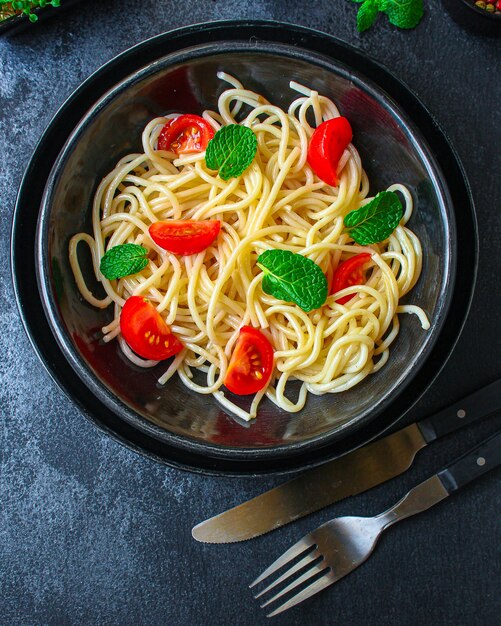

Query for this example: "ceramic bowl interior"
[37,42,455,457]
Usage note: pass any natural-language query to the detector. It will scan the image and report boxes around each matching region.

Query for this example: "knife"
[192,378,501,543]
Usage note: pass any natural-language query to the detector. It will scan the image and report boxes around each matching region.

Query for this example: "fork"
[250,431,501,617]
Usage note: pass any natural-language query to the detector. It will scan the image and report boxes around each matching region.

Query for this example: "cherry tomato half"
[331,253,372,305]
[149,219,221,255]
[120,296,183,361]
[157,114,214,154]
[307,117,353,187]
[224,326,274,396]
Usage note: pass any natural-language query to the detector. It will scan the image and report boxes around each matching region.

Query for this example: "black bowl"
[442,0,501,37]
[36,42,456,452]
[12,22,478,474]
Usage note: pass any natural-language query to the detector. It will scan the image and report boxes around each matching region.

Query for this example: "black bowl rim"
[10,20,479,475]
[36,39,456,458]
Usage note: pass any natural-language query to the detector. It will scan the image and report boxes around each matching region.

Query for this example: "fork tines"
[250,538,335,617]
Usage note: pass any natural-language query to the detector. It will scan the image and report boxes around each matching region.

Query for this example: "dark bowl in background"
[0,0,83,36]
[442,0,501,36]
[12,22,477,474]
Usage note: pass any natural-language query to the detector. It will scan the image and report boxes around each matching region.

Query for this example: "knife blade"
[192,378,501,543]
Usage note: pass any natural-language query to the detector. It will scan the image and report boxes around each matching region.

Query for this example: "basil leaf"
[379,0,423,29]
[344,191,403,246]
[100,243,148,280]
[257,250,328,313]
[205,124,258,181]
[357,0,380,31]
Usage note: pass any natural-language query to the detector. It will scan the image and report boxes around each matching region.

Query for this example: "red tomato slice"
[149,220,221,255]
[307,117,353,186]
[224,326,274,396]
[331,253,372,305]
[157,114,214,154]
[120,296,183,361]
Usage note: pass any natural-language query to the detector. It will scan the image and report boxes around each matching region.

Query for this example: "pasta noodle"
[69,72,429,421]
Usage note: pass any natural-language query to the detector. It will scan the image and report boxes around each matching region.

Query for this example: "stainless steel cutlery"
[191,379,501,616]
[250,431,501,617]
[192,379,501,543]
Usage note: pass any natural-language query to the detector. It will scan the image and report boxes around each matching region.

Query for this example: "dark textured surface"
[1,2,500,625]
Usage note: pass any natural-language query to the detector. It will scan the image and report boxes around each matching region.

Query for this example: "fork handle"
[437,430,501,493]
[377,475,450,530]
[417,378,501,443]
[378,431,501,530]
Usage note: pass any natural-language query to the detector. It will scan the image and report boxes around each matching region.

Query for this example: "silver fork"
[250,431,501,617]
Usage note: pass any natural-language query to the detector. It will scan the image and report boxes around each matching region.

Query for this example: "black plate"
[11,21,478,475]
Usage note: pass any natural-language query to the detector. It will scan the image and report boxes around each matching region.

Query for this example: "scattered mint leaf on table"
[380,0,424,28]
[357,0,380,31]
[351,0,424,32]
[257,249,328,312]
[205,124,257,181]
[100,243,148,280]
[344,191,403,245]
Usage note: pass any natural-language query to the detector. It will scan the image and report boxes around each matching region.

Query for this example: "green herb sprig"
[257,250,328,312]
[350,0,424,32]
[344,191,403,245]
[100,244,149,280]
[0,0,61,23]
[205,124,258,181]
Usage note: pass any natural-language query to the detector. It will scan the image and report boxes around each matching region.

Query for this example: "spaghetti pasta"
[69,72,429,421]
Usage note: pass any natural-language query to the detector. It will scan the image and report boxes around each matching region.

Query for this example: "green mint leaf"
[344,191,403,245]
[205,124,258,181]
[100,243,148,280]
[357,0,379,31]
[351,0,366,3]
[379,0,423,28]
[257,250,328,312]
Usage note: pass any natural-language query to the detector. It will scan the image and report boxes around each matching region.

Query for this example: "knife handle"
[417,378,501,443]
[437,431,501,493]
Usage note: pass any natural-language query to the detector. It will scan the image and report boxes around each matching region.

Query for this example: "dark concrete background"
[1,2,500,625]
